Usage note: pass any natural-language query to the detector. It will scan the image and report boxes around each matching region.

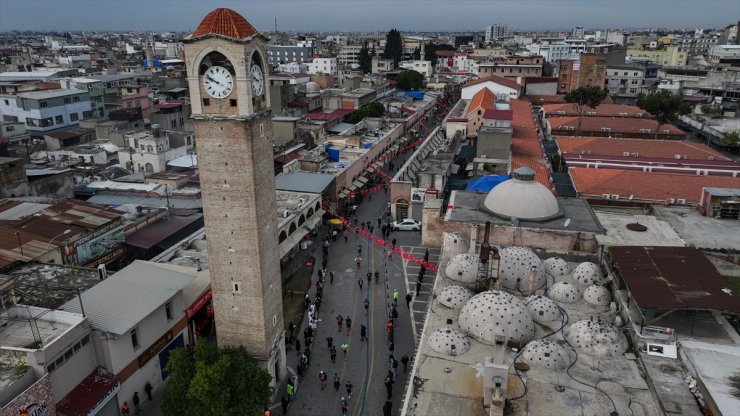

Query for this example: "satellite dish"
[511,217,519,227]
[564,218,571,228]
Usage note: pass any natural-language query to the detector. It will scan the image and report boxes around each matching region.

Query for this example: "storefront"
[185,288,214,345]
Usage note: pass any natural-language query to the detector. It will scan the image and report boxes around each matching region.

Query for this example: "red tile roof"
[549,116,685,137]
[303,108,353,121]
[56,368,118,416]
[483,109,513,120]
[510,99,551,189]
[436,50,456,57]
[557,137,729,160]
[462,75,521,91]
[192,8,257,40]
[466,87,495,116]
[569,167,740,203]
[524,95,566,105]
[543,103,645,118]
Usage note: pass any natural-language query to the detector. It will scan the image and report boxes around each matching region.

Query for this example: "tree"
[424,43,454,62]
[411,47,421,60]
[358,43,372,74]
[345,101,386,124]
[396,69,424,91]
[722,130,740,146]
[382,28,403,67]
[162,339,273,416]
[564,86,607,136]
[636,90,691,139]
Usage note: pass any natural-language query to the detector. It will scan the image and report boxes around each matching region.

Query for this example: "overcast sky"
[0,0,738,32]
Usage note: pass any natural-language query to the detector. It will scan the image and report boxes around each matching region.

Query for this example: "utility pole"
[164,185,171,208]
[15,231,24,256]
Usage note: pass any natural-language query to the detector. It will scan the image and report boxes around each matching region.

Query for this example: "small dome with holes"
[498,247,546,293]
[565,317,628,357]
[542,257,570,278]
[443,232,469,256]
[573,262,601,286]
[524,295,561,322]
[445,253,479,284]
[548,282,581,303]
[428,328,471,356]
[458,290,535,345]
[522,339,571,370]
[438,285,475,309]
[583,285,612,307]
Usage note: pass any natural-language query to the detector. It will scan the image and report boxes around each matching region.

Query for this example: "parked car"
[392,219,421,231]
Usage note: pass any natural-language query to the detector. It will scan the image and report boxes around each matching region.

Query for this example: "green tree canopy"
[396,69,424,91]
[636,90,691,138]
[722,130,740,146]
[382,28,403,67]
[424,43,455,62]
[162,339,273,416]
[346,101,386,124]
[358,43,372,74]
[564,86,607,136]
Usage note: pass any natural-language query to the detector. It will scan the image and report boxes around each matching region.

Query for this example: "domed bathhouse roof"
[445,253,479,284]
[191,8,258,40]
[583,285,612,307]
[428,328,471,356]
[542,257,570,278]
[443,232,469,256]
[482,166,561,221]
[458,291,535,345]
[438,285,475,309]
[565,317,628,358]
[524,295,562,323]
[548,281,581,303]
[305,81,321,97]
[522,339,572,370]
[573,262,602,286]
[498,247,546,293]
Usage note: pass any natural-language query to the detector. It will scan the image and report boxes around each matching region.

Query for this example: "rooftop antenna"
[274,17,278,34]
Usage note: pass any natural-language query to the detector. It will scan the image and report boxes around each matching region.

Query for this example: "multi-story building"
[338,44,363,67]
[307,57,338,76]
[117,125,191,173]
[475,56,544,80]
[485,24,508,43]
[606,62,660,103]
[399,60,433,78]
[62,77,106,119]
[278,62,309,73]
[571,26,585,39]
[708,44,740,66]
[557,53,607,94]
[267,43,316,65]
[0,89,92,138]
[626,44,688,66]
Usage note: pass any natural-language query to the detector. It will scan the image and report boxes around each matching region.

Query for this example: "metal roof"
[17,89,88,100]
[275,171,334,194]
[60,260,195,335]
[610,246,740,314]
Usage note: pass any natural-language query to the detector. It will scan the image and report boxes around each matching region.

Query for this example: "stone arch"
[307,207,314,217]
[279,231,287,243]
[315,201,321,212]
[298,214,305,225]
[395,198,409,220]
[188,45,241,79]
[289,222,297,235]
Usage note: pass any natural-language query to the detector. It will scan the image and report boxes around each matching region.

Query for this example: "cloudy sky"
[0,0,737,32]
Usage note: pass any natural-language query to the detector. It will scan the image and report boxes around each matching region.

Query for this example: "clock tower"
[183,8,285,385]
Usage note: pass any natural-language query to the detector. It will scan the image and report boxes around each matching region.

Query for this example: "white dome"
[499,247,546,293]
[548,282,581,303]
[524,295,561,323]
[565,317,628,357]
[583,285,612,307]
[458,291,535,345]
[445,254,479,284]
[522,339,571,370]
[443,232,469,256]
[573,262,601,286]
[438,285,475,309]
[483,166,559,220]
[542,257,570,278]
[428,328,471,356]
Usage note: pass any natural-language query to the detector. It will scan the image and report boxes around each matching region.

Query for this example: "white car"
[392,219,421,231]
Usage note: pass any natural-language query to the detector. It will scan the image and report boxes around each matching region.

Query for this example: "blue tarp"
[406,91,424,100]
[466,175,510,192]
[327,148,340,161]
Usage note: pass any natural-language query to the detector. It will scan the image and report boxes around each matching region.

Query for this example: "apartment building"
[557,53,607,94]
[399,60,433,78]
[485,24,508,43]
[626,44,688,66]
[475,56,544,80]
[307,57,338,76]
[339,44,363,67]
[0,89,92,138]
[118,125,191,173]
[268,44,316,65]
[606,62,660,103]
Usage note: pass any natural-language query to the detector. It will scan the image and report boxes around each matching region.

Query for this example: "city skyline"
[0,0,738,33]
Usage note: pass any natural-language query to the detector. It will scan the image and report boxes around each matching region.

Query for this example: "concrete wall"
[525,82,558,96]
[476,127,512,159]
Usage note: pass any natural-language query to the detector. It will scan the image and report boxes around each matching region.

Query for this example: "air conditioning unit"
[631,153,639,157]
[675,154,682,159]
[667,198,676,204]
[623,152,630,156]
[708,156,715,161]
[602,194,611,200]
[611,194,620,200]
[677,198,686,205]
[628,194,634,200]
[97,264,107,280]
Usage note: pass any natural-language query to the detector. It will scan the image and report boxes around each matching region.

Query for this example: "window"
[55,115,64,124]
[131,328,140,349]
[202,98,210,107]
[601,127,611,132]
[3,99,8,105]
[73,96,80,102]
[70,113,79,121]
[40,101,48,108]
[165,302,173,320]
[230,99,237,107]
[5,125,13,132]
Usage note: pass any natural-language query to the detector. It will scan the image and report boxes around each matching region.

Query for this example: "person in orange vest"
[264,407,271,416]
[121,402,130,415]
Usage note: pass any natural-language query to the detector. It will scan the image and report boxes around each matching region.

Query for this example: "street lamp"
[45,229,72,253]
[15,231,24,256]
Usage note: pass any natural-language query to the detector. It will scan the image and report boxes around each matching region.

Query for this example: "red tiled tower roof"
[192,8,257,40]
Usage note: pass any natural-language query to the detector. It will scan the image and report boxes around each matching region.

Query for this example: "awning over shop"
[372,161,383,168]
[352,180,365,188]
[357,176,369,184]
[348,184,358,191]
[278,210,324,258]
[338,189,350,198]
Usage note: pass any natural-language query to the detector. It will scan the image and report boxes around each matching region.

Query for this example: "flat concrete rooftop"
[653,206,740,250]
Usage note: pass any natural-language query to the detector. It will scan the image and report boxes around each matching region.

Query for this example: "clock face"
[251,64,264,97]
[202,65,233,99]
